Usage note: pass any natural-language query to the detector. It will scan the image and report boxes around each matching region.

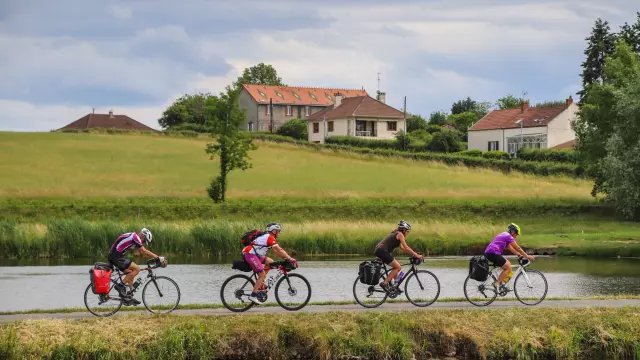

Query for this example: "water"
[1,256,640,312]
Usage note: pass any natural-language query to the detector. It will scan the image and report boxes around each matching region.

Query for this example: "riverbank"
[2,306,640,359]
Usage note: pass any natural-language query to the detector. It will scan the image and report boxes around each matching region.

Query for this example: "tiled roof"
[306,96,405,120]
[469,104,571,131]
[552,139,577,149]
[59,113,154,131]
[241,84,368,106]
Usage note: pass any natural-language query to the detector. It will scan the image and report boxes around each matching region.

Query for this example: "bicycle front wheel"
[404,270,440,307]
[514,269,548,305]
[220,274,256,312]
[275,273,311,311]
[353,276,388,308]
[84,281,123,317]
[463,275,497,307]
[141,276,181,314]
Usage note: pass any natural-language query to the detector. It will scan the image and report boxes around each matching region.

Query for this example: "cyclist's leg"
[486,253,510,286]
[123,262,140,290]
[245,253,266,293]
[263,256,273,275]
[382,259,401,286]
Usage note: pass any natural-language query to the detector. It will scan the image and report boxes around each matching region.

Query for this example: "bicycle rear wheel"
[141,276,181,314]
[275,273,311,311]
[463,275,498,306]
[84,281,123,317]
[404,270,440,307]
[353,276,388,308]
[514,269,548,305]
[220,274,256,312]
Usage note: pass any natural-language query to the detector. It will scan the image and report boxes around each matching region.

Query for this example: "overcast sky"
[0,0,637,131]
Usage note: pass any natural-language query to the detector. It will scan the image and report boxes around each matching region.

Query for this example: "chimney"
[520,100,529,113]
[376,91,386,104]
[108,109,114,118]
[565,96,573,107]
[333,92,343,108]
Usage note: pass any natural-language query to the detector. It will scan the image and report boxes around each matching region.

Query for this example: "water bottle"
[132,278,143,290]
[394,271,405,285]
[503,270,514,284]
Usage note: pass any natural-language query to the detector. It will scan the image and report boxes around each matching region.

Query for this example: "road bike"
[220,258,311,312]
[464,255,548,306]
[84,259,181,317]
[353,256,440,308]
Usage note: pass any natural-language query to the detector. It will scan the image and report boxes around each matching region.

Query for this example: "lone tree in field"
[158,92,210,129]
[205,86,257,202]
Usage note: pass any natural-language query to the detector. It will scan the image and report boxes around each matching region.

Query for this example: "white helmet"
[140,228,152,245]
[266,222,281,232]
[398,220,411,231]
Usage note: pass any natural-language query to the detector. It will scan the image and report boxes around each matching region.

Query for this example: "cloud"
[111,6,133,20]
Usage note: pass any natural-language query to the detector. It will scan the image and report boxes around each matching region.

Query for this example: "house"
[467,97,577,156]
[305,92,406,144]
[238,84,368,132]
[58,110,154,131]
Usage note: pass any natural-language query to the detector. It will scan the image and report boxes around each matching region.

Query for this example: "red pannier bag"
[89,263,113,294]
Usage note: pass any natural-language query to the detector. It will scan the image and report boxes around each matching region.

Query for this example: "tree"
[572,41,640,219]
[447,111,478,132]
[578,18,617,101]
[451,97,491,118]
[496,94,527,110]
[204,87,258,202]
[277,119,308,140]
[395,130,411,151]
[233,63,284,89]
[535,100,565,107]
[158,93,210,129]
[406,114,428,132]
[427,131,461,153]
[618,12,640,54]
[428,111,448,126]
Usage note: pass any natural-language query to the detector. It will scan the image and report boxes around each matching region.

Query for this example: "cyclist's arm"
[398,233,421,258]
[137,246,159,259]
[271,245,291,260]
[507,242,528,258]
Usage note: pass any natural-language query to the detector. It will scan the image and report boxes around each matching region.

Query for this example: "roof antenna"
[377,72,381,93]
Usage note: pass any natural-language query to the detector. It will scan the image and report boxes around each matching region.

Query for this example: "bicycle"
[220,258,311,312]
[84,259,181,317]
[463,255,548,306]
[353,256,440,308]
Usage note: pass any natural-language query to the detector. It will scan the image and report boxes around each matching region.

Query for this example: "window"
[313,122,319,133]
[248,122,253,131]
[286,105,292,116]
[266,104,271,115]
[387,121,397,131]
[488,141,499,151]
[305,106,310,116]
[507,134,547,155]
[328,121,334,132]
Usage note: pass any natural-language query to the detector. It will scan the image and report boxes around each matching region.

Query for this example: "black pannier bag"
[232,259,253,272]
[358,261,382,285]
[469,255,490,282]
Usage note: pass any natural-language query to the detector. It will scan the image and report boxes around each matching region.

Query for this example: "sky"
[0,0,637,131]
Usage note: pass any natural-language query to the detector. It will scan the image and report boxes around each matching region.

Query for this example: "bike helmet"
[266,222,281,232]
[507,223,520,236]
[140,228,153,245]
[398,220,411,231]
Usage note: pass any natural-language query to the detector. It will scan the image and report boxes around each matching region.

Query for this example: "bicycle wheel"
[353,276,388,308]
[463,275,498,307]
[275,273,312,311]
[84,281,123,317]
[514,269,548,305]
[404,270,440,307]
[141,276,181,314]
[220,274,256,312]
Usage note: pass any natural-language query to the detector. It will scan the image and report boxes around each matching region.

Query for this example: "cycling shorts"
[484,253,507,267]
[374,247,394,265]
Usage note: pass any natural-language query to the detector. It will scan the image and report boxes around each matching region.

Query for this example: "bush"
[325,136,396,149]
[517,148,578,163]
[277,119,308,140]
[427,131,461,153]
[457,149,482,157]
[167,123,215,133]
[425,125,444,134]
[483,151,511,161]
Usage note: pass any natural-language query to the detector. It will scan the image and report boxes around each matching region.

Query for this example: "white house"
[306,92,406,143]
[467,97,578,156]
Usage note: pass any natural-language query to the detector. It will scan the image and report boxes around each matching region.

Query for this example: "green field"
[2,307,640,359]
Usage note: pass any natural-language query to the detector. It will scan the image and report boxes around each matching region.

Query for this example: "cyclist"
[242,222,296,305]
[484,223,534,290]
[108,228,165,305]
[374,220,424,292]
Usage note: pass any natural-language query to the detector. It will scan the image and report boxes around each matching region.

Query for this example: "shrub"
[167,123,215,133]
[325,136,396,150]
[427,131,461,153]
[483,151,511,161]
[457,149,482,157]
[277,119,308,140]
[517,148,578,163]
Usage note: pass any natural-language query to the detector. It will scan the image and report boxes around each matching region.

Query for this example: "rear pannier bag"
[90,267,112,294]
[232,259,253,272]
[358,261,382,285]
[469,255,490,282]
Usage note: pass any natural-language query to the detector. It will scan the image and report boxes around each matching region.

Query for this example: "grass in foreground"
[2,307,640,359]
[0,132,594,200]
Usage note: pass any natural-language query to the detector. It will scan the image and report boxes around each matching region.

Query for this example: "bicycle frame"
[489,257,534,287]
[102,261,163,302]
[249,262,294,293]
[374,257,425,289]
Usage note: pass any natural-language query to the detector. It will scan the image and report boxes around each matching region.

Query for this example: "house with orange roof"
[306,92,406,143]
[238,84,368,132]
[467,97,577,156]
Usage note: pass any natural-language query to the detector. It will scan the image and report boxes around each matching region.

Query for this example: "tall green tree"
[496,94,527,110]
[406,114,428,132]
[618,12,640,53]
[451,97,491,118]
[578,18,617,101]
[233,63,284,89]
[428,111,448,126]
[204,87,258,202]
[158,93,210,129]
[447,111,479,132]
[572,41,640,219]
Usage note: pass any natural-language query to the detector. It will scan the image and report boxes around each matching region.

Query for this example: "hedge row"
[325,136,398,149]
[518,148,578,163]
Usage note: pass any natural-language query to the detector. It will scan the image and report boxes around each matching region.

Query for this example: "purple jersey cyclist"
[484,223,534,289]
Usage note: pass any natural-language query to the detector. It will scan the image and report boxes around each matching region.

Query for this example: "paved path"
[2,299,640,323]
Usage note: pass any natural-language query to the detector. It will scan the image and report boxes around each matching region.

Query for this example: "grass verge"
[2,307,640,359]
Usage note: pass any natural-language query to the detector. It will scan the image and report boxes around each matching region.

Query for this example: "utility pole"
[377,72,381,94]
[403,96,407,133]
[269,98,273,133]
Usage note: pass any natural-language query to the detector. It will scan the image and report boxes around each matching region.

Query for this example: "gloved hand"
[287,258,298,267]
[157,256,167,267]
